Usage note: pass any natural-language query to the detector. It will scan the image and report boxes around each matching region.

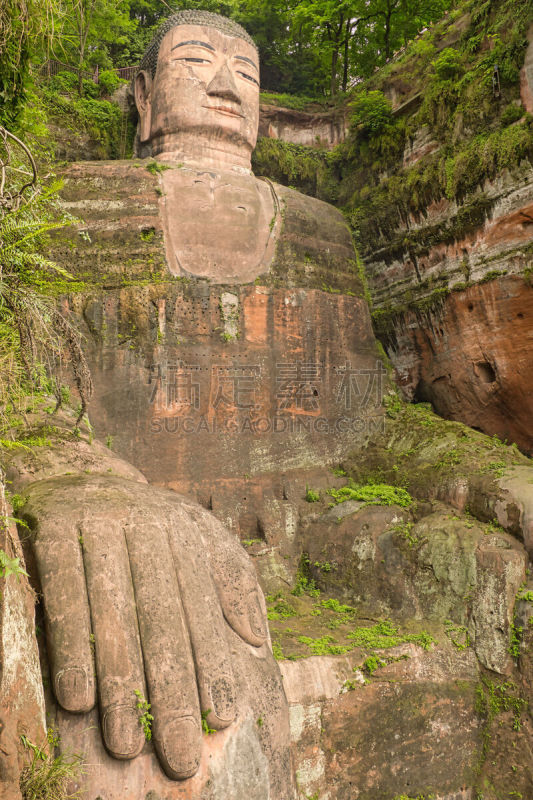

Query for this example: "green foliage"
[475,677,526,748]
[201,709,216,735]
[134,689,153,741]
[362,654,387,675]
[252,138,333,200]
[145,161,172,175]
[297,634,353,656]
[391,521,422,548]
[432,47,464,79]
[350,90,393,135]
[48,71,78,95]
[291,555,320,597]
[509,619,523,659]
[501,103,523,127]
[347,619,434,650]
[259,92,325,110]
[444,619,471,651]
[0,151,92,433]
[19,733,82,800]
[305,486,320,503]
[297,619,434,656]
[0,549,29,581]
[98,69,125,96]
[267,595,298,620]
[328,481,413,507]
[42,89,122,157]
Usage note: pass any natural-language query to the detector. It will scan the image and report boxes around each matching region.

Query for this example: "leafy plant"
[98,69,125,97]
[328,482,412,508]
[19,734,82,800]
[145,161,172,176]
[0,548,29,580]
[201,709,216,735]
[350,90,393,135]
[362,654,387,675]
[266,595,297,620]
[305,486,320,503]
[432,47,463,79]
[444,619,471,651]
[134,690,153,741]
[0,134,92,433]
[347,619,434,651]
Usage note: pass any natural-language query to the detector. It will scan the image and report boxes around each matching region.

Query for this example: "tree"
[56,0,134,92]
[0,0,64,125]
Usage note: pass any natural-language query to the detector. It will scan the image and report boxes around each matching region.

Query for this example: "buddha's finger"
[28,512,96,713]
[80,517,146,760]
[180,503,268,648]
[168,511,236,731]
[124,520,202,780]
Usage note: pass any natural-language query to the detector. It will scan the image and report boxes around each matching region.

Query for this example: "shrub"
[81,79,99,99]
[432,47,463,79]
[19,734,82,800]
[328,482,412,507]
[98,69,124,97]
[349,90,393,135]
[501,103,523,127]
[48,71,77,94]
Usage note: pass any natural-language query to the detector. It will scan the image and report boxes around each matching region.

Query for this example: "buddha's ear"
[134,70,152,142]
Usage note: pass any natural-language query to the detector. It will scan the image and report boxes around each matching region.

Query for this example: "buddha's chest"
[160,168,278,284]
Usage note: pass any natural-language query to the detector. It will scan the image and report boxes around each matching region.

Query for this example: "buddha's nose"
[206,61,241,105]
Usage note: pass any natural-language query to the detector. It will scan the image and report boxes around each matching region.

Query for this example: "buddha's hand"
[21,474,268,780]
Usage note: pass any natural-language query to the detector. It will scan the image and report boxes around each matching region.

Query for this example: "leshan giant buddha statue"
[134,10,279,284]
[3,11,310,800]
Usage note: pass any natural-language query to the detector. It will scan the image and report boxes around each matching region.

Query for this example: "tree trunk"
[329,14,344,97]
[384,1,393,60]
[342,19,351,92]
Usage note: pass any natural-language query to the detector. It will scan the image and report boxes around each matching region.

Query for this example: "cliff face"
[252,0,533,454]
[47,159,383,588]
[5,3,532,798]
[36,155,533,800]
[0,503,46,800]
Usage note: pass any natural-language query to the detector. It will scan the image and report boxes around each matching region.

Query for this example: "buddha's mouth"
[203,104,243,118]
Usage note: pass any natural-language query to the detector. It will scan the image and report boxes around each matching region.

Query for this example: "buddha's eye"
[237,70,259,86]
[176,57,211,64]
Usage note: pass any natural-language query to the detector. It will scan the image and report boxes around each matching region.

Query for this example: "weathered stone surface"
[520,25,533,113]
[367,164,533,451]
[0,502,46,800]
[281,646,481,800]
[6,425,294,799]
[300,502,526,674]
[385,277,533,454]
[402,123,440,167]
[258,102,348,149]
[47,160,382,540]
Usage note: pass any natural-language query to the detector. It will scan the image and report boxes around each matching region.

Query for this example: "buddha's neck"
[151,132,253,173]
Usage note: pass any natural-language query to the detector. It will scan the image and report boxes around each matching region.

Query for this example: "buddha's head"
[135,11,260,169]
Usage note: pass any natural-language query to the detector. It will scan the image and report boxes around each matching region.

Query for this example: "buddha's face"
[136,24,260,161]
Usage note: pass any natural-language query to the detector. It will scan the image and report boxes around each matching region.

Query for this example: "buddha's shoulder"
[57,161,361,294]
[270,182,353,252]
[266,182,359,291]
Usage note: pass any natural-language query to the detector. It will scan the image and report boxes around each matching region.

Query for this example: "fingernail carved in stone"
[249,591,267,644]
[103,705,144,759]
[55,667,93,712]
[208,676,235,727]
[160,716,202,780]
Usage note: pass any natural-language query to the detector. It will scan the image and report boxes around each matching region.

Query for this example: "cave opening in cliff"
[476,361,497,384]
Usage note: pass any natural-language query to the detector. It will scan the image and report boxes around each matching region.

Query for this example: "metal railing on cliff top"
[39,59,139,83]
